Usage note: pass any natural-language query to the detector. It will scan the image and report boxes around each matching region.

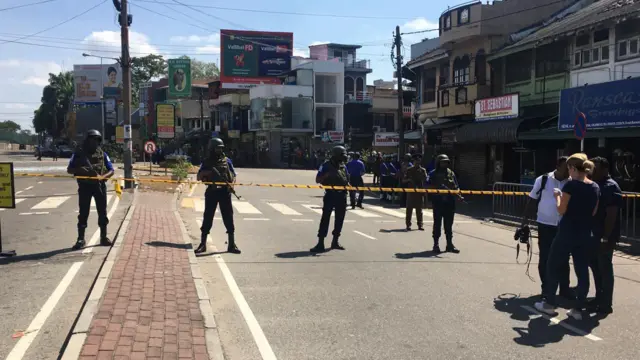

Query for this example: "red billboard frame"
[219,29,294,86]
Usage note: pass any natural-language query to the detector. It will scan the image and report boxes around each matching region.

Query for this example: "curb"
[60,201,137,360]
[174,210,226,360]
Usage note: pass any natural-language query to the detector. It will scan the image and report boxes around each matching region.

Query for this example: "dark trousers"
[200,187,235,235]
[537,223,571,294]
[432,200,455,244]
[318,191,347,239]
[543,230,590,308]
[77,182,109,234]
[349,175,364,207]
[405,193,423,228]
[589,239,615,308]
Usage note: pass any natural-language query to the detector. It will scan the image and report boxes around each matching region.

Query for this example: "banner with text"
[475,94,519,121]
[220,29,293,88]
[156,104,175,139]
[373,132,400,147]
[168,58,192,98]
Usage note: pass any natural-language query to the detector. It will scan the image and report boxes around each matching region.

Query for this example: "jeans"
[318,191,347,239]
[543,228,590,308]
[537,223,571,294]
[200,187,235,235]
[589,238,615,308]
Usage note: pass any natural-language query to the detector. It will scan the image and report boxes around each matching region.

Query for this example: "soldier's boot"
[417,224,424,231]
[445,236,460,253]
[330,236,345,250]
[310,237,325,253]
[73,228,86,250]
[99,226,113,246]
[432,238,441,254]
[227,234,241,254]
[195,233,207,254]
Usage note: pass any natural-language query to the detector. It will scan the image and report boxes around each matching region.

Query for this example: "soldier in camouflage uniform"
[67,130,114,250]
[196,138,240,254]
[427,154,461,254]
[404,153,427,231]
[310,146,350,253]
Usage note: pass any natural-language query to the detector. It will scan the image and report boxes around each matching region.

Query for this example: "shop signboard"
[373,132,400,147]
[321,131,344,143]
[559,78,640,131]
[475,93,519,122]
[156,104,175,139]
[168,58,192,97]
[220,29,294,89]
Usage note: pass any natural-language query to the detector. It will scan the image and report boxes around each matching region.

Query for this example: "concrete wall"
[410,38,440,60]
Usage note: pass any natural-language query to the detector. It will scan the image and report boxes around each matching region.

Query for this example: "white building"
[249,59,344,165]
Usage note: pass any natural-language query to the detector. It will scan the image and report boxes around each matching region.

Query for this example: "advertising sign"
[321,131,344,143]
[156,104,175,139]
[559,78,640,131]
[0,162,15,209]
[73,64,123,103]
[168,58,192,97]
[116,126,124,144]
[373,132,400,147]
[220,29,294,88]
[475,94,519,121]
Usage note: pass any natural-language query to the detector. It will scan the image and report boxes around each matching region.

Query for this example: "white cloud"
[0,59,62,87]
[195,45,220,55]
[170,33,219,44]
[83,30,159,57]
[0,103,31,110]
[402,17,439,44]
[21,77,50,86]
[293,48,308,58]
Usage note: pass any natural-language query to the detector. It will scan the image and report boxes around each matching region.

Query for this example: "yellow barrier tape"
[13,172,640,198]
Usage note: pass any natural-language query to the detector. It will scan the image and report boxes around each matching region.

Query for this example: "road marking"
[31,196,70,210]
[300,204,333,216]
[83,196,121,254]
[377,220,397,223]
[349,209,381,218]
[366,205,406,218]
[243,218,270,221]
[344,220,355,223]
[195,221,278,360]
[24,186,33,191]
[37,181,43,184]
[232,201,262,214]
[5,262,83,360]
[520,305,603,341]
[15,190,23,195]
[19,212,50,215]
[292,219,313,222]
[267,203,302,216]
[354,230,376,240]
[90,195,113,207]
[0,198,25,211]
[292,200,310,203]
[188,183,198,197]
[194,198,205,212]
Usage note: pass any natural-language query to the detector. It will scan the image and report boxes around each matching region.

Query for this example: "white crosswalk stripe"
[232,201,262,214]
[349,209,381,218]
[31,196,70,210]
[300,204,332,216]
[194,198,205,212]
[368,204,432,218]
[267,203,302,216]
[90,195,113,207]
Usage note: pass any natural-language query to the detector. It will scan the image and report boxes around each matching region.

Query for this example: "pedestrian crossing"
[180,197,444,222]
[0,195,116,215]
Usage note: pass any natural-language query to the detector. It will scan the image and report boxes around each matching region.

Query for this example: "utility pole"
[394,25,404,159]
[117,0,133,188]
[199,89,204,130]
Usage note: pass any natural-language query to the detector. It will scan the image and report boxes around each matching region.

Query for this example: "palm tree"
[33,71,74,137]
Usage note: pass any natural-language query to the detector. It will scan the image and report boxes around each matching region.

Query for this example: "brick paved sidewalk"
[78,204,209,360]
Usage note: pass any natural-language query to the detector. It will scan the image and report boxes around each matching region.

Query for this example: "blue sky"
[0,0,444,130]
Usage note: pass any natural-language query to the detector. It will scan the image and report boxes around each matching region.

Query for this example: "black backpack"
[536,174,549,209]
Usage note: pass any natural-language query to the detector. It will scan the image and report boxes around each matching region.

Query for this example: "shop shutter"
[455,145,486,190]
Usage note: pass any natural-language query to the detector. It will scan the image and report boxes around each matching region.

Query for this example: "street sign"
[139,81,153,89]
[0,162,16,257]
[574,111,587,140]
[124,125,132,140]
[144,140,157,155]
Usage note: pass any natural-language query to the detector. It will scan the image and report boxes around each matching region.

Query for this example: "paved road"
[0,159,133,360]
[178,168,640,360]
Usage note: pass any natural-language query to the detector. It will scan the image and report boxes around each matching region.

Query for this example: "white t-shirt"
[528,171,568,226]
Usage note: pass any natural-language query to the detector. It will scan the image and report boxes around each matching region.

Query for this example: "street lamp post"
[82,53,118,143]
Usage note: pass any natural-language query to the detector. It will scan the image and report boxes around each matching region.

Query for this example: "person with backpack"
[521,156,573,300]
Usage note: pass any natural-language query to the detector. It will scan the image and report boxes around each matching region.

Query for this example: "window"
[439,64,450,86]
[593,29,609,44]
[582,49,591,65]
[576,34,590,47]
[459,8,470,24]
[592,47,600,63]
[455,88,467,104]
[602,45,610,61]
[574,52,581,67]
[505,50,531,83]
[618,41,628,57]
[475,51,486,85]
[453,56,470,84]
[615,19,640,61]
[536,42,567,77]
[572,30,612,68]
[422,68,436,103]
[441,90,449,107]
[444,15,451,29]
[631,39,639,54]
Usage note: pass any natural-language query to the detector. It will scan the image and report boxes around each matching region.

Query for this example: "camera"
[514,225,531,245]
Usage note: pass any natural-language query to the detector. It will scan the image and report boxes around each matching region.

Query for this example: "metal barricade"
[492,182,533,223]
[491,181,640,241]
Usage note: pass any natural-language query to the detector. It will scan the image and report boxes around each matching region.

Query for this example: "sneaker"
[567,308,583,320]
[534,301,558,316]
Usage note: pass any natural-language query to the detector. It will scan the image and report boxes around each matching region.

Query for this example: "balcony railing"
[339,58,371,70]
[345,91,372,104]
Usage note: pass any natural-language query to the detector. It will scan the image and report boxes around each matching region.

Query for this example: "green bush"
[170,158,190,181]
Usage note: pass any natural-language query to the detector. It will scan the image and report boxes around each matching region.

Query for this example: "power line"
[0,0,107,46]
[168,0,250,31]
[135,0,410,20]
[0,0,56,12]
[148,0,217,31]
[402,0,569,35]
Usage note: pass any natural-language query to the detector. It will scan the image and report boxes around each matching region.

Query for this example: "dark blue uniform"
[68,149,114,237]
[199,157,237,239]
[346,159,365,208]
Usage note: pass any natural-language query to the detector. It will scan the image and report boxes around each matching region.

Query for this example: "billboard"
[156,104,175,139]
[168,58,192,97]
[73,64,123,103]
[559,78,640,131]
[475,94,519,122]
[220,29,294,89]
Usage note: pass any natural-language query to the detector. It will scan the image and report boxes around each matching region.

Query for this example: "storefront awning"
[519,126,640,141]
[456,119,523,144]
[423,119,467,130]
[404,130,422,140]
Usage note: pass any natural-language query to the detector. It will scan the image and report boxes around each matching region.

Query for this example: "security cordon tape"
[13,172,640,198]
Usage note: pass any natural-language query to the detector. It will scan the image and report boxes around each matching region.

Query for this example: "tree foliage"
[32,72,74,137]
[131,54,167,104]
[178,55,219,80]
[0,120,21,132]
